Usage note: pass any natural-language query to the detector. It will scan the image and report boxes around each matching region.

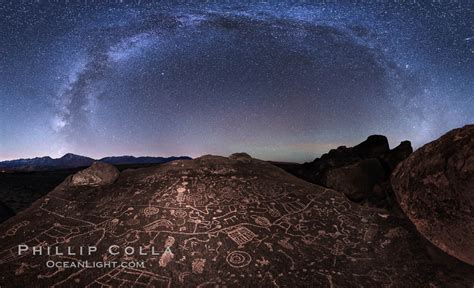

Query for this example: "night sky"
[0,1,472,162]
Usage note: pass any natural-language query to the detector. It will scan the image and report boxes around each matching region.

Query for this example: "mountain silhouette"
[0,154,191,171]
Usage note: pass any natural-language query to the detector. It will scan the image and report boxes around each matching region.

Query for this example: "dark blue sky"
[0,1,472,162]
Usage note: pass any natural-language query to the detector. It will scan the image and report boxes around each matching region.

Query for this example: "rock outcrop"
[0,154,472,287]
[278,135,413,207]
[70,162,120,186]
[392,125,474,265]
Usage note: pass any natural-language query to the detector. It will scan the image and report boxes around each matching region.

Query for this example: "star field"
[0,1,472,162]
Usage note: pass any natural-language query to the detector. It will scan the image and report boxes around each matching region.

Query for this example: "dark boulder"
[392,125,474,265]
[69,162,120,186]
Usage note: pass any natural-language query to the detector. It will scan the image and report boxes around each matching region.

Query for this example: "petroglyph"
[226,227,257,247]
[252,215,271,228]
[192,258,206,274]
[226,250,251,268]
[3,221,29,238]
[142,206,160,217]
[144,219,173,231]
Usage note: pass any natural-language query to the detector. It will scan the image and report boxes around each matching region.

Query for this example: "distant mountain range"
[0,153,191,171]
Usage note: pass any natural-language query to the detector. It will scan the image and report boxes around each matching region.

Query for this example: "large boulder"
[70,161,120,186]
[392,125,474,265]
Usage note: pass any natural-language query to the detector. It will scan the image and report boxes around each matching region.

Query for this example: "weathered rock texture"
[69,162,120,186]
[0,154,472,287]
[278,135,413,207]
[392,125,474,265]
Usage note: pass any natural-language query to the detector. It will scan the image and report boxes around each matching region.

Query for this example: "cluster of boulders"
[280,135,413,207]
[279,125,473,266]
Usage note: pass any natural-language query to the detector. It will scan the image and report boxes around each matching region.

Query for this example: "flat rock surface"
[392,125,474,265]
[0,155,472,287]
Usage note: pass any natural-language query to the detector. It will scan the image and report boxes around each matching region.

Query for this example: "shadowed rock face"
[0,155,472,287]
[392,125,474,265]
